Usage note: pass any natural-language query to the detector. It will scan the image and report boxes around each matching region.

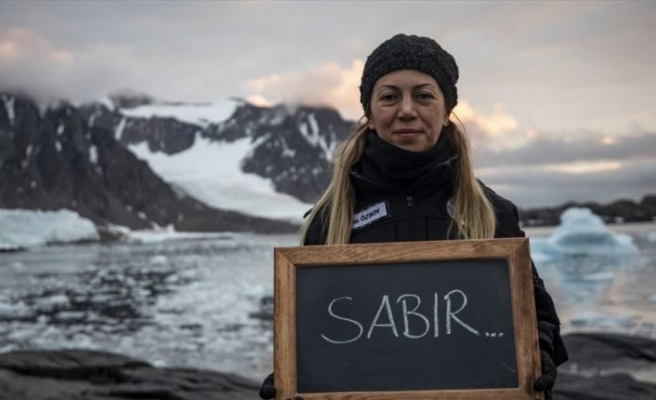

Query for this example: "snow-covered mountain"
[0,92,354,233]
[81,97,352,205]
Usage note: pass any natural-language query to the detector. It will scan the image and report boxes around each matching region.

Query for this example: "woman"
[260,33,567,399]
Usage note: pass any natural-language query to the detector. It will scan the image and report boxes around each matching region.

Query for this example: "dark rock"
[555,333,656,400]
[555,373,656,400]
[249,295,274,321]
[520,194,656,227]
[1,332,656,399]
[108,91,155,109]
[0,349,259,400]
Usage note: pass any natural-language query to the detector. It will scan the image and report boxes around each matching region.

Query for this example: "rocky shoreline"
[519,194,656,227]
[0,332,654,399]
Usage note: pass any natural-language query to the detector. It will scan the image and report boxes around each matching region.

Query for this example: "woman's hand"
[259,372,276,399]
[534,350,557,399]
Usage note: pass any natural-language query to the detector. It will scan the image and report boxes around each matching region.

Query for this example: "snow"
[130,136,311,223]
[124,226,240,244]
[89,145,98,164]
[2,95,15,127]
[97,96,115,111]
[21,144,33,169]
[115,117,126,141]
[532,208,639,257]
[0,209,99,248]
[298,112,333,160]
[119,99,241,128]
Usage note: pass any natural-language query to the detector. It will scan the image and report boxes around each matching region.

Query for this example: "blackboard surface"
[295,259,517,393]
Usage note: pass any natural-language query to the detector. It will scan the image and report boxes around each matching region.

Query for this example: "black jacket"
[304,151,568,366]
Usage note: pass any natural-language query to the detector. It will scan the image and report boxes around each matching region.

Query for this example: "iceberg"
[545,208,639,256]
[0,209,99,248]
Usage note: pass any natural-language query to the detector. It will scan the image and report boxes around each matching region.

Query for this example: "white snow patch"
[97,96,115,111]
[0,209,99,248]
[125,226,240,244]
[119,99,241,128]
[57,124,65,135]
[89,145,98,164]
[130,137,311,223]
[298,113,333,160]
[55,141,62,152]
[115,117,126,141]
[21,144,33,169]
[3,96,15,127]
[88,111,98,127]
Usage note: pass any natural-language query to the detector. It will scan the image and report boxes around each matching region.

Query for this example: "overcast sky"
[1,1,655,209]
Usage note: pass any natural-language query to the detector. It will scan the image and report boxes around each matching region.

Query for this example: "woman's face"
[368,69,449,152]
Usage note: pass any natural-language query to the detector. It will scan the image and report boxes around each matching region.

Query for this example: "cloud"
[454,101,519,137]
[451,101,531,152]
[0,29,71,63]
[246,59,365,120]
[481,157,656,208]
[476,129,656,168]
[474,128,656,207]
[0,28,144,104]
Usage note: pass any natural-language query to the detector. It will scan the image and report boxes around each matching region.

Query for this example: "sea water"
[0,213,655,381]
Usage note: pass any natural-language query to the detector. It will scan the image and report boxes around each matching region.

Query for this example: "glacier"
[0,209,99,249]
[129,135,312,224]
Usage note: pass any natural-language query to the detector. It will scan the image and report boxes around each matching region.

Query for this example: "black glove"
[534,350,557,399]
[259,372,275,399]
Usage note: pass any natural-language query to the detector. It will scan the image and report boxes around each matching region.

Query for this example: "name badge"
[353,202,389,230]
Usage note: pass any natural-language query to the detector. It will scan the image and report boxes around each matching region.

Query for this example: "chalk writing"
[320,290,496,344]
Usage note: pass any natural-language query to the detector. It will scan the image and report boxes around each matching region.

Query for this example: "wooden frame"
[274,238,542,400]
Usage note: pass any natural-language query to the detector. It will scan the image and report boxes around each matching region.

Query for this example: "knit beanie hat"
[359,34,459,114]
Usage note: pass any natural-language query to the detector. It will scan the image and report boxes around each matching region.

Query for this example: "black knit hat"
[359,34,459,114]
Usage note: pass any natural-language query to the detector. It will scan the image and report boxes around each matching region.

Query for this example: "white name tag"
[353,202,389,230]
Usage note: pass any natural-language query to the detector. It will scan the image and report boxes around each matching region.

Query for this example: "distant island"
[519,194,656,227]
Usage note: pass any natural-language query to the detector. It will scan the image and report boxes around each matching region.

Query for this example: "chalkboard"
[274,238,542,400]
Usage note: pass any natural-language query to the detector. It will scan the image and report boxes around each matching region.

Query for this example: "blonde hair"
[300,117,496,244]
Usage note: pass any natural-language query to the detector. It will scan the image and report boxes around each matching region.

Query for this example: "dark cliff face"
[0,93,298,233]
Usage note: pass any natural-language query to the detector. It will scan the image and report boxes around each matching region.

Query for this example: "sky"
[1,0,655,209]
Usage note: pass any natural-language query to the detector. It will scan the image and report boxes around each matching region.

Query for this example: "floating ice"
[647,232,656,242]
[570,312,637,330]
[0,209,99,248]
[545,208,639,256]
[149,255,168,265]
[0,301,32,319]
